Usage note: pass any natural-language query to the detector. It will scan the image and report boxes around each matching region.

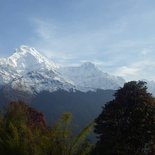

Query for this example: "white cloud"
[114,60,155,81]
[33,18,57,40]
[29,17,155,81]
[30,17,128,59]
[114,66,140,77]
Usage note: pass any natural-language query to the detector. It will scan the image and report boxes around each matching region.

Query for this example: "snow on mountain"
[0,45,127,95]
[58,62,125,91]
[10,69,74,94]
[1,45,58,74]
[0,45,74,94]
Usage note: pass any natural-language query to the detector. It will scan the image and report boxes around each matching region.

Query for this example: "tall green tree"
[93,81,155,155]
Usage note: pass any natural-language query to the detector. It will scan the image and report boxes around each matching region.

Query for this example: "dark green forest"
[0,81,155,155]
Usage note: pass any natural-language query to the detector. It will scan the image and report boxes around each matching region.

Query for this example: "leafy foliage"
[0,101,93,155]
[93,81,155,155]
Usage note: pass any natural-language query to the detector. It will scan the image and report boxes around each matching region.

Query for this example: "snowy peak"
[12,45,51,65]
[78,62,101,74]
[14,45,40,55]
[9,45,57,71]
[58,62,125,91]
[0,45,58,76]
[81,62,96,69]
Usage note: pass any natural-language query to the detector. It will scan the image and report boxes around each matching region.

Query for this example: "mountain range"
[0,45,126,95]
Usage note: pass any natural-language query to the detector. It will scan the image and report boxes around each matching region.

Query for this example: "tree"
[0,101,46,155]
[40,112,94,155]
[93,81,155,155]
[0,101,93,155]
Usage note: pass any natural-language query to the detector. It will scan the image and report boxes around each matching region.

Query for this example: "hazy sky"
[0,0,155,81]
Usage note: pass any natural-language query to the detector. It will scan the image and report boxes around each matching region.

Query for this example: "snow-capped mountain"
[9,69,74,94]
[58,62,125,91]
[0,45,74,94]
[0,45,57,75]
[0,45,126,95]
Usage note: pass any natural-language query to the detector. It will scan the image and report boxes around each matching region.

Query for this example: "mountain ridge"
[58,62,125,91]
[0,45,154,96]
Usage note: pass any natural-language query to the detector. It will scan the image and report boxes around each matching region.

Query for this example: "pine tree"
[93,81,155,155]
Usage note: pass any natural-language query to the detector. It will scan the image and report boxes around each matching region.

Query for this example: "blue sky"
[0,0,155,81]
